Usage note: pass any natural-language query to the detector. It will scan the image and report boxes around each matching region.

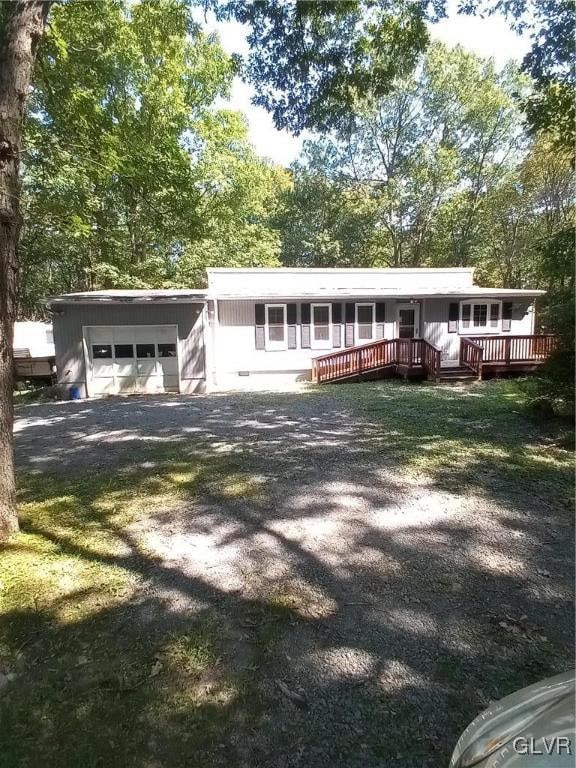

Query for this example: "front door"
[396,303,420,339]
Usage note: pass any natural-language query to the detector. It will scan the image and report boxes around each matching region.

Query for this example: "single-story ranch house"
[47,267,554,397]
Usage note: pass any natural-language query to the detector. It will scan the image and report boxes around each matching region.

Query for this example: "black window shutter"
[332,303,342,348]
[345,302,355,347]
[448,302,459,333]
[375,302,386,339]
[502,301,513,332]
[255,303,265,326]
[255,303,265,349]
[301,302,311,348]
[287,303,297,349]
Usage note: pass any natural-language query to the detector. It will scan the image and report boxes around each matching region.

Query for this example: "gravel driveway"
[13,387,575,768]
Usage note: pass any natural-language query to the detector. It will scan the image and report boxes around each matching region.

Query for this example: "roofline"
[206,267,475,274]
[210,289,546,300]
[46,294,207,306]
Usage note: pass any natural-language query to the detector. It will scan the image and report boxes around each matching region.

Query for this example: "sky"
[195,2,531,168]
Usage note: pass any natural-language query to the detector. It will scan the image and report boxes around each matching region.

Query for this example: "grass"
[331,378,574,503]
[0,450,267,768]
[1,379,574,768]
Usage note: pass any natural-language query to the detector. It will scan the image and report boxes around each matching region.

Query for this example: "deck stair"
[312,338,441,384]
[438,365,477,383]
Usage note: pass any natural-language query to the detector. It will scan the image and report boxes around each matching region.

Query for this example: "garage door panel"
[90,327,113,344]
[157,358,178,376]
[137,360,157,376]
[92,377,117,396]
[114,360,136,377]
[93,359,114,378]
[116,376,136,393]
[85,325,179,396]
[161,375,179,391]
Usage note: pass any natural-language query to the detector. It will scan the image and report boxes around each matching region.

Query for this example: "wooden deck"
[460,335,557,379]
[312,338,441,384]
[312,335,557,385]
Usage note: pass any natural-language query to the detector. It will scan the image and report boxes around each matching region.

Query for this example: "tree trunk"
[0,0,50,540]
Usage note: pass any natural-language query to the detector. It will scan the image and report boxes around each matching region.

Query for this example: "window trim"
[265,303,288,351]
[311,303,332,350]
[355,302,376,342]
[459,300,502,334]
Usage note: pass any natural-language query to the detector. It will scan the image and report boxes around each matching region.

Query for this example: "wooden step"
[439,366,477,381]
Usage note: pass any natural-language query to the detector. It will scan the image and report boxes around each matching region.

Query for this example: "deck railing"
[460,334,557,378]
[312,338,441,384]
[460,337,484,376]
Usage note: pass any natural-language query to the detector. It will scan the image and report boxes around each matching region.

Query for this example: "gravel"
[14,388,575,768]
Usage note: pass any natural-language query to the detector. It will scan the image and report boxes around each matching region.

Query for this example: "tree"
[0,1,51,539]
[19,1,290,316]
[463,0,576,149]
[215,0,437,133]
[278,43,527,270]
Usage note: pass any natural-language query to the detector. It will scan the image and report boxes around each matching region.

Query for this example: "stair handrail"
[460,337,483,378]
[313,337,442,384]
[420,339,442,381]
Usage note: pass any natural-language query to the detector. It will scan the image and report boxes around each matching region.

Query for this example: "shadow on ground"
[1,381,574,768]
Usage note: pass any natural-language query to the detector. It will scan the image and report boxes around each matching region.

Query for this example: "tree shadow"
[3,382,574,767]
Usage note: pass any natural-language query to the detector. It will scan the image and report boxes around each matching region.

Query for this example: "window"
[265,304,287,350]
[473,304,487,327]
[158,343,177,357]
[92,344,112,359]
[311,304,331,349]
[460,301,500,333]
[356,303,375,340]
[114,344,134,358]
[136,343,156,358]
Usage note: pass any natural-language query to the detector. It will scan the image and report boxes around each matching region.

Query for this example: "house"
[13,321,56,384]
[46,267,553,397]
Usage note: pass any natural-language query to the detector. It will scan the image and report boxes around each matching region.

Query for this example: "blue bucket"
[69,386,81,401]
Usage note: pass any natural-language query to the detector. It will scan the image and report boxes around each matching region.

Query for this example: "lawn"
[1,380,574,768]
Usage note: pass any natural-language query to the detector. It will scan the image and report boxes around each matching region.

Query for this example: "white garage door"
[85,325,179,396]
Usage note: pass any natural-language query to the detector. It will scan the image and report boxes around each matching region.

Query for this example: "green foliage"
[277,43,536,270]
[215,0,433,133]
[463,0,576,150]
[19,0,286,316]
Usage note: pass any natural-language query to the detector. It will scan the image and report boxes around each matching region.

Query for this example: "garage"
[84,325,179,396]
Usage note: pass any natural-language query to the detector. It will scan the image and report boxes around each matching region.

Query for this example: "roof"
[209,287,546,299]
[45,270,545,305]
[47,289,207,305]
[206,268,544,300]
[206,267,475,274]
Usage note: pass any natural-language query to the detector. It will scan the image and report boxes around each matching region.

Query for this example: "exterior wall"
[53,303,205,397]
[422,298,535,362]
[208,267,475,298]
[214,297,538,388]
[213,298,396,390]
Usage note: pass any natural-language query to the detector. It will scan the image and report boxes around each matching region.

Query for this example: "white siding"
[213,299,395,389]
[423,299,536,363]
[53,303,206,397]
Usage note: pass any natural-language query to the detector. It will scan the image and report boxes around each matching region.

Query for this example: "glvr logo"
[513,736,573,755]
